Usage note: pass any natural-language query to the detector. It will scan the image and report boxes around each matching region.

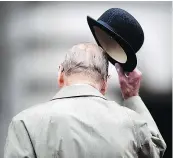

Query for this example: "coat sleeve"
[123,96,167,158]
[4,119,36,158]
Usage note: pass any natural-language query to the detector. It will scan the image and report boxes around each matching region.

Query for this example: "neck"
[65,74,101,91]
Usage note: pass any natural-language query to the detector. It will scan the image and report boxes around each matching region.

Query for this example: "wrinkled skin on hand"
[115,63,142,100]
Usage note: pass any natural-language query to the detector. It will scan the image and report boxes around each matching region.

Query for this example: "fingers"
[128,68,142,85]
[129,68,142,78]
[114,64,141,99]
[115,63,142,83]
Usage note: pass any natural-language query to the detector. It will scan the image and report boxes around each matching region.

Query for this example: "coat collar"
[51,84,106,101]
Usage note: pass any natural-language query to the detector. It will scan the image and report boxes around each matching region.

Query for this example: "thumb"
[115,63,124,77]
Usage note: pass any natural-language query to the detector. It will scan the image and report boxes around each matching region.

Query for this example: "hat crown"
[98,8,144,53]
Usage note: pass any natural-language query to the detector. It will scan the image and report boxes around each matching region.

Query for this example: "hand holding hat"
[115,63,142,100]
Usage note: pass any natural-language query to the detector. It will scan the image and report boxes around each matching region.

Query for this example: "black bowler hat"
[87,8,144,72]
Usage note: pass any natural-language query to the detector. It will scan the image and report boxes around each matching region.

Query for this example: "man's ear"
[100,80,108,95]
[58,65,65,88]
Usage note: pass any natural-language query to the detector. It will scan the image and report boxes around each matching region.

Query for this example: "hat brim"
[87,16,137,72]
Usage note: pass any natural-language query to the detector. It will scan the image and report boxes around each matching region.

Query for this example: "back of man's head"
[61,43,109,83]
[58,43,109,94]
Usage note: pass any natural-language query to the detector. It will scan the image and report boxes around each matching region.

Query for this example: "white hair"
[61,43,109,82]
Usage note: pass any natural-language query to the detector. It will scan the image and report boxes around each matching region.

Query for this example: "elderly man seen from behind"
[4,43,166,158]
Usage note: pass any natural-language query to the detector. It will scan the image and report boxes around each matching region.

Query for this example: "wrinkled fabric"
[4,84,166,158]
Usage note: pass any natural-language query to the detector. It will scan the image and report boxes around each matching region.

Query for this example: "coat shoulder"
[12,101,52,122]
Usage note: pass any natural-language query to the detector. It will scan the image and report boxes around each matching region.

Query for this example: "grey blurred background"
[0,1,172,157]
